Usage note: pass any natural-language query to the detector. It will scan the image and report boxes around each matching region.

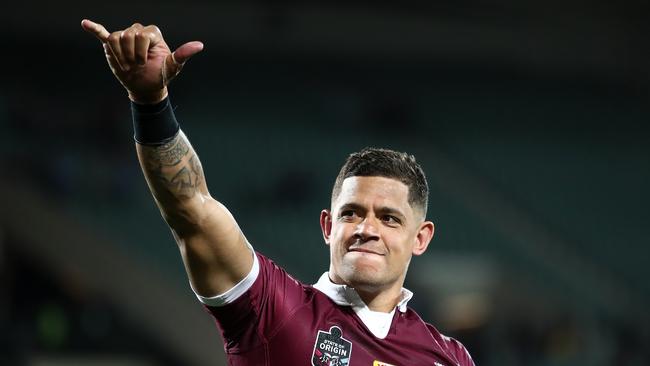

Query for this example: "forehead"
[334,176,410,209]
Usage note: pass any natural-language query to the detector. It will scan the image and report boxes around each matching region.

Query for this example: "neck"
[327,270,408,313]
[355,284,403,313]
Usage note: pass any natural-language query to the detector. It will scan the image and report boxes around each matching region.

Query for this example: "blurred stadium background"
[1,1,649,365]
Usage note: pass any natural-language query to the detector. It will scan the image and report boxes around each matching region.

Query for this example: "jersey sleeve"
[446,336,475,366]
[198,252,312,354]
[194,248,260,306]
[425,323,476,366]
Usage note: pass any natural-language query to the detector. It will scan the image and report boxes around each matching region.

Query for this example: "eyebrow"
[338,202,406,220]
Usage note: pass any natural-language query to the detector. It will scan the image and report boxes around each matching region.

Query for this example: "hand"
[81,19,204,104]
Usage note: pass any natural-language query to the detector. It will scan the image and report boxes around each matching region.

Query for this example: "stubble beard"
[338,254,392,292]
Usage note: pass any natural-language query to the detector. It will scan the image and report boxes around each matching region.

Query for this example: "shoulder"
[204,252,319,352]
[255,252,310,291]
[425,322,475,366]
[405,308,475,366]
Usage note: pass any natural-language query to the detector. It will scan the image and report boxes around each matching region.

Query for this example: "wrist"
[131,96,180,145]
[128,87,169,105]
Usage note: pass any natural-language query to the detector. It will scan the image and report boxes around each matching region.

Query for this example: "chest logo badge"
[311,325,352,366]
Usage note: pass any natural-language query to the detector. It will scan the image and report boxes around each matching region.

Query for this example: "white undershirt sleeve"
[192,248,260,307]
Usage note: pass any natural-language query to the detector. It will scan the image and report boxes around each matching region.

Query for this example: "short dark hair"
[331,147,429,217]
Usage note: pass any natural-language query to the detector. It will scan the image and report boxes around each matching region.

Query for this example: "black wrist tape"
[131,97,180,145]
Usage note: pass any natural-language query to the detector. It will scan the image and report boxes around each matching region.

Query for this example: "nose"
[353,217,380,242]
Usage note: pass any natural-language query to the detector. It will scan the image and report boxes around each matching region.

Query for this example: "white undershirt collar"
[313,272,413,339]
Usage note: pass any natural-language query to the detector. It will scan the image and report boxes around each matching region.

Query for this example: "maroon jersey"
[200,253,474,366]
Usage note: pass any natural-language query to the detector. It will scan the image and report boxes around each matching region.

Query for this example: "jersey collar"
[313,272,413,313]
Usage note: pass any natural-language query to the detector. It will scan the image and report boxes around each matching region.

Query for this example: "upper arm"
[135,132,254,297]
[171,195,254,297]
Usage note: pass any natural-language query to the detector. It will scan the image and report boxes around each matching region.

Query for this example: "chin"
[340,260,386,290]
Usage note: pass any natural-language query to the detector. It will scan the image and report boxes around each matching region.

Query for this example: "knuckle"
[120,30,134,40]
[148,25,162,35]
[108,32,120,42]
[140,27,157,39]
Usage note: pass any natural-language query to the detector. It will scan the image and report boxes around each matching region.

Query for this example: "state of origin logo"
[311,326,352,366]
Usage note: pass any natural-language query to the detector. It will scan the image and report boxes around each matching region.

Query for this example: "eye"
[381,215,401,225]
[339,210,357,221]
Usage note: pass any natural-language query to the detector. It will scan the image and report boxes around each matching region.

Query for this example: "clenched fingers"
[133,25,163,65]
[107,31,127,71]
[100,23,164,72]
[134,30,152,65]
[120,24,142,66]
[103,43,123,76]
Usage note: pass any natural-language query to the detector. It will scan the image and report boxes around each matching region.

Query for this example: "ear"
[412,221,434,256]
[320,209,333,245]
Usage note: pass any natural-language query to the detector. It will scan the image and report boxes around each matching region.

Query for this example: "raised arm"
[81,19,253,297]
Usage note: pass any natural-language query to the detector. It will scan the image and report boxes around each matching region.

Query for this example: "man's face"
[320,176,434,293]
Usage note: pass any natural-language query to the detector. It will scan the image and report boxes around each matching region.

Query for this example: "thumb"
[172,41,204,64]
[162,41,204,86]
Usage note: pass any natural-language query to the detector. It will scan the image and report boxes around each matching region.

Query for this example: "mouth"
[348,247,385,256]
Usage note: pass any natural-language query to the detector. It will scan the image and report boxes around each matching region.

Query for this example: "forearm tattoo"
[157,136,190,166]
[140,133,205,200]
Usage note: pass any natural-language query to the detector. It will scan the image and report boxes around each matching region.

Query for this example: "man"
[81,19,475,366]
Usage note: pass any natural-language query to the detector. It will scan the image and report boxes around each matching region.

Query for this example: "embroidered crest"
[373,361,396,366]
[311,326,352,366]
